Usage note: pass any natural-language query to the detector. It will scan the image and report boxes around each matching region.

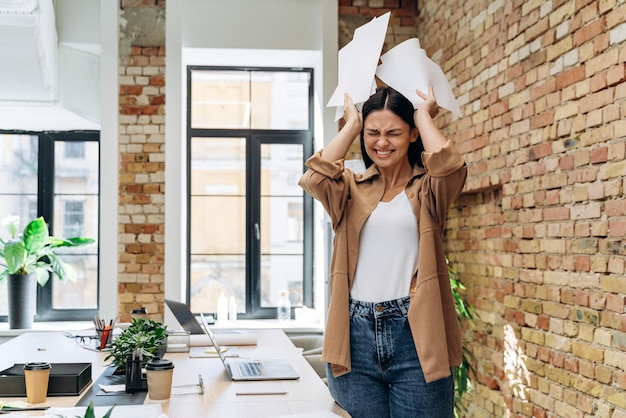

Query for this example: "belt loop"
[349,298,357,316]
[397,296,410,316]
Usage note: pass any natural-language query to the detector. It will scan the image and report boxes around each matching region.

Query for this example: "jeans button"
[376,305,383,312]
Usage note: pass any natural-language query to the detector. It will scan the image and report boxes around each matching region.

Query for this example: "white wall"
[98,0,119,319]
[181,0,325,50]
[165,0,338,326]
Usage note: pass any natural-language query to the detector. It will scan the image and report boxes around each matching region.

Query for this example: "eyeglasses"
[63,332,100,351]
[172,374,205,395]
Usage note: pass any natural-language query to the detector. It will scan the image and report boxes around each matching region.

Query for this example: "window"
[187,67,314,319]
[0,132,100,321]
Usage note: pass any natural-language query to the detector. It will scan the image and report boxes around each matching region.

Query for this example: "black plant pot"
[7,274,37,329]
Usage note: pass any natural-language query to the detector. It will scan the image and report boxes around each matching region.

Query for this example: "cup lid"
[145,358,174,370]
[24,362,51,370]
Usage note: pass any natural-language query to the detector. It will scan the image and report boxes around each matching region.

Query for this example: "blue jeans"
[327,297,454,418]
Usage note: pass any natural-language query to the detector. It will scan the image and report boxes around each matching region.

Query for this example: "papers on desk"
[46,404,165,418]
[189,332,257,346]
[189,346,240,358]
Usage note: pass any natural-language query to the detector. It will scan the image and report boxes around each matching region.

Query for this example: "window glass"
[190,69,310,130]
[52,140,99,310]
[250,71,310,130]
[260,143,304,308]
[190,137,246,313]
[191,71,251,129]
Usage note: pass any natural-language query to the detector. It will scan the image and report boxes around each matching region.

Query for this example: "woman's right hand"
[342,93,362,132]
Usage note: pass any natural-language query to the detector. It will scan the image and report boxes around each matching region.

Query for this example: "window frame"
[0,130,100,322]
[186,65,315,319]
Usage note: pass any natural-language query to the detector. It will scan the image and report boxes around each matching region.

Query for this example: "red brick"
[590,147,608,164]
[556,65,586,90]
[142,47,160,56]
[573,16,606,46]
[120,85,143,95]
[530,142,553,160]
[149,76,165,87]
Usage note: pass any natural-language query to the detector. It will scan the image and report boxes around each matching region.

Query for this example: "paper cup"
[23,362,51,404]
[145,358,174,401]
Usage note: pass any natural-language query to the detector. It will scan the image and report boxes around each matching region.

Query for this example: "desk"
[0,330,349,417]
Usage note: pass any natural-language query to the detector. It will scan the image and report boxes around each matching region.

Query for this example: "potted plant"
[0,215,95,329]
[104,317,168,371]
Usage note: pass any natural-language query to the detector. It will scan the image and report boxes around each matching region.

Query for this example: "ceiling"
[0,0,58,102]
[0,0,100,130]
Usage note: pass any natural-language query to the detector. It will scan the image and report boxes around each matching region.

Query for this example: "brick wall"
[113,2,626,415]
[413,0,626,416]
[117,1,166,322]
[339,0,418,51]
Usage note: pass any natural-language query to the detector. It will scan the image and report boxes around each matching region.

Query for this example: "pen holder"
[96,327,114,350]
[124,357,147,393]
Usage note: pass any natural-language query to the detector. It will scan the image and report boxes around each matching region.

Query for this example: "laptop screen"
[164,299,206,335]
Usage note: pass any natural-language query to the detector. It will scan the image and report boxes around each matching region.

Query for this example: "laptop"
[165,299,209,335]
[199,313,300,381]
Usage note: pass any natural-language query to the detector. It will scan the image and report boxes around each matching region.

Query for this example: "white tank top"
[350,192,419,303]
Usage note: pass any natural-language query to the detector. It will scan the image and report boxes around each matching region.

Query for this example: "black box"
[0,363,92,396]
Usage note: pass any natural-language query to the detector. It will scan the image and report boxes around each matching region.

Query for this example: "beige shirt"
[298,140,467,383]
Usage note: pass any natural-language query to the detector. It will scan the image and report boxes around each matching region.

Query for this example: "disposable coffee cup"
[23,362,51,404]
[145,358,174,401]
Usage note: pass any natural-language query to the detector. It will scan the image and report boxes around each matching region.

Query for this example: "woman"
[299,86,467,417]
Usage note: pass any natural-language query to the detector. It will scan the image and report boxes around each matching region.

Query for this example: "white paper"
[376,38,462,117]
[189,346,240,358]
[98,383,126,393]
[189,333,257,346]
[327,12,390,120]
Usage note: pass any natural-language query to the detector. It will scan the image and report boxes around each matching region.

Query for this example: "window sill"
[0,321,94,337]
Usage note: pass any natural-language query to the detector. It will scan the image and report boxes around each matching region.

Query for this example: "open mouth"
[375,149,393,156]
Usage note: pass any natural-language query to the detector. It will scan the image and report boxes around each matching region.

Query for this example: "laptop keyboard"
[238,361,263,377]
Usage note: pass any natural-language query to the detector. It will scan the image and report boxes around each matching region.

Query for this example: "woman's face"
[363,109,418,169]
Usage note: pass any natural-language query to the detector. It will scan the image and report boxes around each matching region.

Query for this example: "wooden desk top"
[0,330,349,417]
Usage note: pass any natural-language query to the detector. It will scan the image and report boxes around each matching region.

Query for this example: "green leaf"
[46,253,77,282]
[84,401,96,418]
[102,404,116,418]
[50,237,95,248]
[22,217,49,255]
[3,239,25,274]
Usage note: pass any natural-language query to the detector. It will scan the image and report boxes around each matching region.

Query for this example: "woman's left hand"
[415,86,439,120]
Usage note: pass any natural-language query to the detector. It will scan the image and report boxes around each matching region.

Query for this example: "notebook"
[199,313,300,381]
[165,299,208,335]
